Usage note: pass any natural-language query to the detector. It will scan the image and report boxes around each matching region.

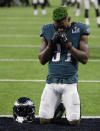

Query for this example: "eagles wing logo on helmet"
[13,97,35,123]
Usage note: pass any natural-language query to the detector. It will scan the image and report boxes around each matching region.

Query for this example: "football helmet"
[54,103,65,119]
[13,97,35,123]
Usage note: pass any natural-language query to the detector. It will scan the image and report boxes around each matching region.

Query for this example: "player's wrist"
[48,40,53,47]
[48,40,56,49]
[65,42,73,49]
[48,42,51,47]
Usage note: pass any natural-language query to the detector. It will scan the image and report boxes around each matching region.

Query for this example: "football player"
[38,7,90,125]
[61,0,67,6]
[83,0,100,27]
[32,0,46,15]
[75,0,81,16]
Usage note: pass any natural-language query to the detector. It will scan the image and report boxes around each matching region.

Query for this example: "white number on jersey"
[52,44,72,62]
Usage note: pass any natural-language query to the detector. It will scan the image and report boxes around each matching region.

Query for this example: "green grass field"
[0,0,100,116]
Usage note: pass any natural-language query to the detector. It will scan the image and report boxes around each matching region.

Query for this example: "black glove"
[51,31,60,44]
[48,32,60,49]
[59,32,73,49]
[59,32,68,44]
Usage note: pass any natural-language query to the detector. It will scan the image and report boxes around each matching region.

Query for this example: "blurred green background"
[0,0,100,116]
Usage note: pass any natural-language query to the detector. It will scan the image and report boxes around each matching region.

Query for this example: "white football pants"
[39,83,80,122]
[32,0,44,4]
[84,0,99,9]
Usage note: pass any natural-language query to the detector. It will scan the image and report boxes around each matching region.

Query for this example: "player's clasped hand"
[50,31,72,49]
[48,32,60,48]
[58,32,73,49]
[51,32,60,44]
[48,31,72,50]
[58,32,68,44]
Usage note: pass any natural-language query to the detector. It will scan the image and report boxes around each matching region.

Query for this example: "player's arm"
[70,35,89,64]
[38,37,54,65]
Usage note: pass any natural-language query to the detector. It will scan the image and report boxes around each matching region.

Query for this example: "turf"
[0,0,100,116]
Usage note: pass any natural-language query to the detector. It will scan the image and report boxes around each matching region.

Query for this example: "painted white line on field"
[0,59,100,62]
[81,116,100,118]
[0,79,100,82]
[0,27,99,33]
[0,59,39,61]
[0,22,45,25]
[0,34,39,38]
[89,46,100,48]
[0,115,100,118]
[0,44,40,48]
[0,16,49,20]
[90,35,100,38]
[0,27,41,30]
[0,115,13,118]
[0,44,100,48]
[0,79,45,82]
[89,60,100,62]
[79,80,100,83]
[0,34,99,38]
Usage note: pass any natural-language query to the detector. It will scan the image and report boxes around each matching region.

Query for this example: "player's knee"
[67,112,80,121]
[67,111,80,125]
[67,92,80,125]
[68,119,80,126]
[40,118,52,124]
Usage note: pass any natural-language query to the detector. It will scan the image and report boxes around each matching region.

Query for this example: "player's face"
[55,17,71,32]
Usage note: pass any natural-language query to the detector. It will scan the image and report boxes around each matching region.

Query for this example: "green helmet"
[53,7,68,21]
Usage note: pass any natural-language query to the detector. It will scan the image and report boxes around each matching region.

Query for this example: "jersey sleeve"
[40,24,52,42]
[80,23,90,35]
[40,25,46,37]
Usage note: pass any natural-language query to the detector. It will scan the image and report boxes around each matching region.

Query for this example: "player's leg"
[39,83,61,124]
[99,0,100,5]
[14,0,21,6]
[75,0,81,17]
[84,0,90,26]
[62,83,81,126]
[71,0,76,6]
[32,0,38,15]
[61,0,67,6]
[39,0,46,15]
[25,0,29,6]
[44,0,50,7]
[91,0,100,27]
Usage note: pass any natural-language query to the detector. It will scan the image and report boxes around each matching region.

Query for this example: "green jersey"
[40,22,90,84]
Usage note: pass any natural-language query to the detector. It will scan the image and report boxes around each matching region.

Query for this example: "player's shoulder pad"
[75,22,90,35]
[42,23,53,31]
[40,23,53,37]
